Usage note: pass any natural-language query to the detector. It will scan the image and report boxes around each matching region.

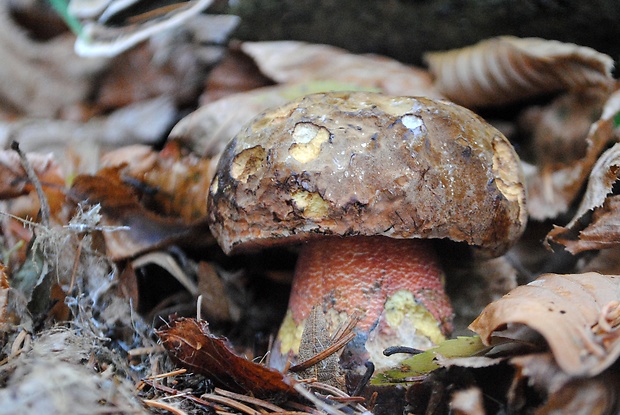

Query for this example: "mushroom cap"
[208,92,527,257]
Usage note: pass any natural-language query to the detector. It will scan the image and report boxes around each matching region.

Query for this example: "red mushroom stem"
[274,235,454,369]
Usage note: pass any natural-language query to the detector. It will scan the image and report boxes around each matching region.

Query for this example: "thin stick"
[214,387,286,412]
[10,141,50,227]
[143,399,189,415]
[289,331,355,373]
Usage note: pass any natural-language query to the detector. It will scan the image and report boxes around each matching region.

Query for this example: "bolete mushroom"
[207,91,526,372]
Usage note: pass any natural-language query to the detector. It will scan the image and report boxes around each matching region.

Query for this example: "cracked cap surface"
[208,91,527,257]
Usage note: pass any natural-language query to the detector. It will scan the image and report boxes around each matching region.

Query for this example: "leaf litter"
[0,4,620,413]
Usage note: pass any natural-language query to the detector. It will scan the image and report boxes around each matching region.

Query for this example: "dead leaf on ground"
[1,97,177,177]
[511,353,620,415]
[93,12,239,109]
[240,40,440,97]
[69,0,214,58]
[157,318,297,397]
[525,89,620,220]
[101,141,214,222]
[0,150,65,202]
[425,36,615,108]
[68,167,202,261]
[470,272,620,377]
[547,142,620,253]
[0,2,108,117]
[200,48,275,105]
[520,93,604,166]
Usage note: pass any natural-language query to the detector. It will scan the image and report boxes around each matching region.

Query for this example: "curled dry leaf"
[240,41,439,97]
[0,2,108,117]
[450,387,485,415]
[511,353,620,415]
[157,318,296,397]
[0,150,64,200]
[68,167,200,261]
[470,272,620,377]
[1,97,177,177]
[101,141,213,222]
[547,142,620,253]
[526,89,620,220]
[425,36,615,108]
[521,93,604,166]
[71,0,214,58]
[94,13,239,109]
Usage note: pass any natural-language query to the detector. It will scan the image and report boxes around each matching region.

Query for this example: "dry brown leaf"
[200,48,275,105]
[425,36,615,108]
[546,141,620,252]
[240,40,439,97]
[1,97,177,177]
[157,318,297,397]
[0,150,64,200]
[68,167,201,261]
[95,34,206,109]
[0,2,108,117]
[101,141,213,222]
[526,89,620,220]
[470,273,620,377]
[510,353,620,415]
[521,93,603,166]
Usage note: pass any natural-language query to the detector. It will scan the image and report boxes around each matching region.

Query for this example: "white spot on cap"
[402,114,424,131]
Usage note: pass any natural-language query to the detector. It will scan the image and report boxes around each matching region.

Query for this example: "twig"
[200,393,262,415]
[143,399,189,415]
[10,141,50,228]
[214,387,287,412]
[289,331,355,373]
[141,379,225,412]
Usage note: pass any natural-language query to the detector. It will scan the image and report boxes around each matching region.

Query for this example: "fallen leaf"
[547,142,620,252]
[68,167,202,261]
[200,48,275,105]
[520,93,603,166]
[425,36,614,108]
[0,151,64,199]
[0,2,108,117]
[157,317,297,398]
[240,40,439,97]
[0,97,178,176]
[70,0,214,58]
[372,336,489,385]
[526,89,620,220]
[101,141,214,222]
[470,272,620,377]
[511,353,620,415]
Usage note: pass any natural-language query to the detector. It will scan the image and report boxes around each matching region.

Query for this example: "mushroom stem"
[273,235,454,371]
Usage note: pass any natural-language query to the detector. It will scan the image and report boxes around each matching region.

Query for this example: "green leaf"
[613,111,620,129]
[372,336,488,385]
[48,0,84,36]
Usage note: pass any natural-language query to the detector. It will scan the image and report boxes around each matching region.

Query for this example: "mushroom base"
[271,236,454,373]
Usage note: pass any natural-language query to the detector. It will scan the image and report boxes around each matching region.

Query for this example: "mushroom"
[207,91,527,372]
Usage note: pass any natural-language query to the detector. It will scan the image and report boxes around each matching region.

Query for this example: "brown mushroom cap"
[208,91,527,257]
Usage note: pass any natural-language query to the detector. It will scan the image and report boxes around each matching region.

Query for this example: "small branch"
[10,141,50,228]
